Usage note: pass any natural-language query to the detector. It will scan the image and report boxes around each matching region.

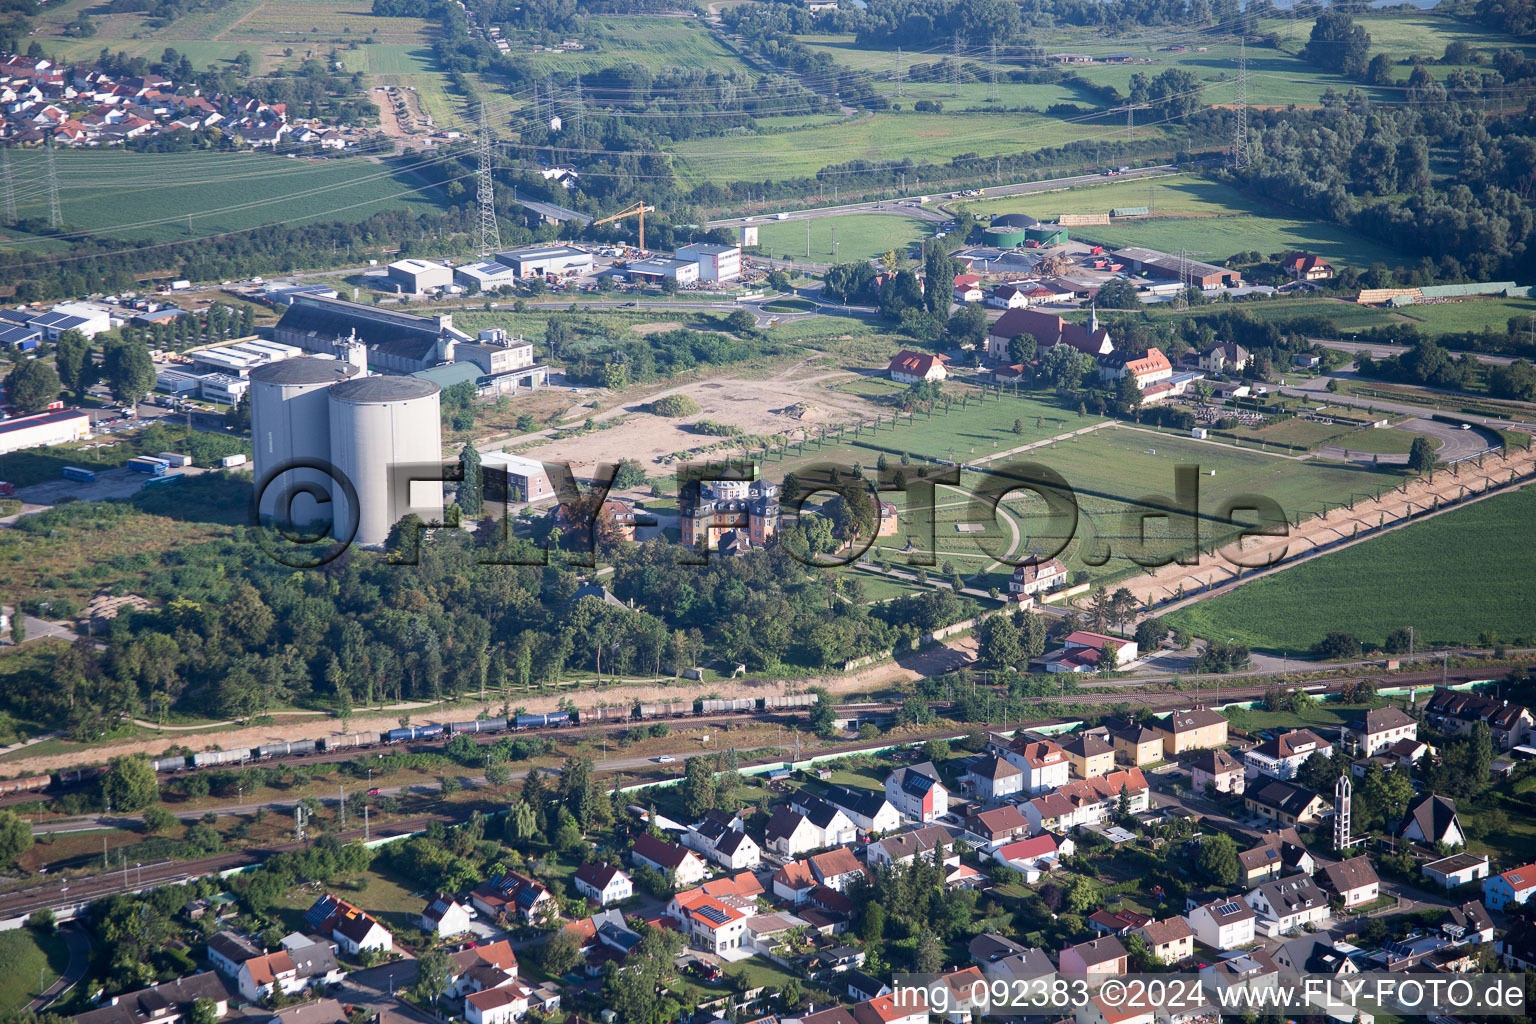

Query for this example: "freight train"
[1,693,825,797]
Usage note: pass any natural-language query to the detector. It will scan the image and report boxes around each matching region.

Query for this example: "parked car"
[654,755,676,763]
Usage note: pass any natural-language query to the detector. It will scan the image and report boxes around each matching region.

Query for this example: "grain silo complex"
[327,376,444,549]
[248,357,361,528]
[249,359,444,549]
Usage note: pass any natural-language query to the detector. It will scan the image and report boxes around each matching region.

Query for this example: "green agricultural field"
[672,111,1151,186]
[1073,213,1402,268]
[513,17,752,76]
[752,213,933,262]
[0,928,68,1014]
[1393,297,1536,336]
[5,150,443,247]
[962,174,1233,221]
[1165,484,1536,652]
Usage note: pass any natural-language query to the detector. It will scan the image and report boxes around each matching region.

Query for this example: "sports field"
[752,213,933,262]
[1165,484,1536,651]
[4,150,442,247]
[671,111,1155,186]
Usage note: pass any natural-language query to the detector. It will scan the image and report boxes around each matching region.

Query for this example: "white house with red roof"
[573,862,633,905]
[886,349,948,384]
[991,832,1070,880]
[466,984,532,1024]
[630,834,708,887]
[420,893,473,936]
[1034,631,1138,674]
[1484,863,1536,910]
[989,735,1071,793]
[1023,768,1150,832]
[668,888,751,953]
[953,274,984,303]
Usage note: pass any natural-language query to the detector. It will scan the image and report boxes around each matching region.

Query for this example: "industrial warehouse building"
[626,257,699,286]
[479,451,556,505]
[273,295,470,374]
[385,259,454,295]
[249,358,444,548]
[0,409,91,454]
[674,243,741,283]
[1111,247,1243,289]
[489,244,593,280]
[188,339,304,377]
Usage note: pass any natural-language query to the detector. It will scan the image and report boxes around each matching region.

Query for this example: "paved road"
[24,921,91,1012]
[705,165,1179,229]
[1315,338,1517,367]
[1279,374,1535,430]
[1317,415,1490,465]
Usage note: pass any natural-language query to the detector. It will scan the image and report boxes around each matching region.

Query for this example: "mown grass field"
[4,150,441,247]
[1165,484,1536,652]
[0,928,68,1014]
[514,16,752,75]
[672,111,1153,186]
[1073,212,1402,268]
[1394,297,1536,336]
[752,213,933,262]
[962,174,1234,221]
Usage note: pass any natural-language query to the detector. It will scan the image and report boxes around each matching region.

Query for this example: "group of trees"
[5,329,156,412]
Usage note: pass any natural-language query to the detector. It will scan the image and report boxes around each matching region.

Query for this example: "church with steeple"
[984,304,1115,363]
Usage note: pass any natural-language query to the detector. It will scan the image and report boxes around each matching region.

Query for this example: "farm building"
[385,259,453,294]
[1026,223,1069,245]
[1112,247,1242,289]
[0,408,90,454]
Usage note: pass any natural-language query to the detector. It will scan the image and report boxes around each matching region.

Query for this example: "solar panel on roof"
[1217,902,1242,915]
[697,905,730,924]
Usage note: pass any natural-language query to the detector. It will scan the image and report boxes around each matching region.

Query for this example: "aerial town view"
[1,1,1536,1024]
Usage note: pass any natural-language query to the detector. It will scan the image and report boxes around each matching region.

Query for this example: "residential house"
[669,888,750,953]
[206,931,262,977]
[1075,994,1155,1024]
[1244,729,1331,781]
[1058,935,1129,982]
[964,804,1031,843]
[1483,862,1536,911]
[1186,897,1257,951]
[303,895,391,955]
[1421,853,1489,890]
[1034,631,1138,674]
[772,860,818,904]
[573,863,633,906]
[420,894,472,937]
[991,735,1072,793]
[1243,780,1328,827]
[1198,951,1280,1002]
[1342,706,1418,757]
[822,784,902,834]
[992,833,1067,880]
[446,940,519,998]
[265,999,350,1024]
[1497,920,1536,970]
[887,350,948,384]
[766,802,853,856]
[235,940,343,1003]
[684,814,762,870]
[1399,793,1464,848]
[1010,558,1067,599]
[1112,725,1165,767]
[470,870,557,924]
[1023,768,1150,832]
[809,846,869,891]
[630,834,708,887]
[1272,937,1357,975]
[866,825,956,869]
[1155,708,1228,756]
[72,972,234,1024]
[988,283,1033,310]
[969,934,1055,983]
[1283,253,1334,281]
[466,985,532,1024]
[1424,688,1534,748]
[1062,734,1115,780]
[1088,908,1152,937]
[961,756,1025,802]
[884,762,949,823]
[1238,828,1315,885]
[1444,899,1495,945]
[1191,748,1245,795]
[1198,343,1249,375]
[1318,857,1380,908]
[953,274,984,303]
[1097,347,1173,390]
[1245,875,1330,937]
[1135,917,1194,964]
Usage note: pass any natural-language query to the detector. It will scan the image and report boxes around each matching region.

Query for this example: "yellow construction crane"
[593,201,656,252]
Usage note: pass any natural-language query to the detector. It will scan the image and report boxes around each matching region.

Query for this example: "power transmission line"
[988,41,1000,104]
[45,140,61,228]
[895,47,904,98]
[477,103,501,254]
[1232,35,1251,172]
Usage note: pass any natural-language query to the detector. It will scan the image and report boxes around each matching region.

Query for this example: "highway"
[704,165,1179,229]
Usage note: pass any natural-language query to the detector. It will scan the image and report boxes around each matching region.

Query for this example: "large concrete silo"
[327,376,444,548]
[248,357,361,531]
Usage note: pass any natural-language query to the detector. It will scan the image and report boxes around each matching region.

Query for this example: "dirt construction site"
[1124,442,1536,613]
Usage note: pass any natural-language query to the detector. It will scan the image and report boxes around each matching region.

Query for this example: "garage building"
[627,257,699,287]
[492,244,593,280]
[386,259,454,294]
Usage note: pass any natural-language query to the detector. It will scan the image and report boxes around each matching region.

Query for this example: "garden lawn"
[1164,485,1536,652]
[752,214,933,263]
[0,928,69,1014]
[269,864,427,938]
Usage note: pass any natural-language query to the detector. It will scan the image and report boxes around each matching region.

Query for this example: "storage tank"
[249,358,361,530]
[984,224,1031,247]
[327,376,444,548]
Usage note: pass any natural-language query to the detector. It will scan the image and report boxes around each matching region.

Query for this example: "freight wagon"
[701,698,755,714]
[386,728,414,743]
[321,731,381,751]
[0,774,51,796]
[55,766,107,787]
[151,756,188,773]
[638,701,695,719]
[580,707,631,723]
[447,718,507,735]
[762,694,818,710]
[256,740,316,759]
[191,748,250,768]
